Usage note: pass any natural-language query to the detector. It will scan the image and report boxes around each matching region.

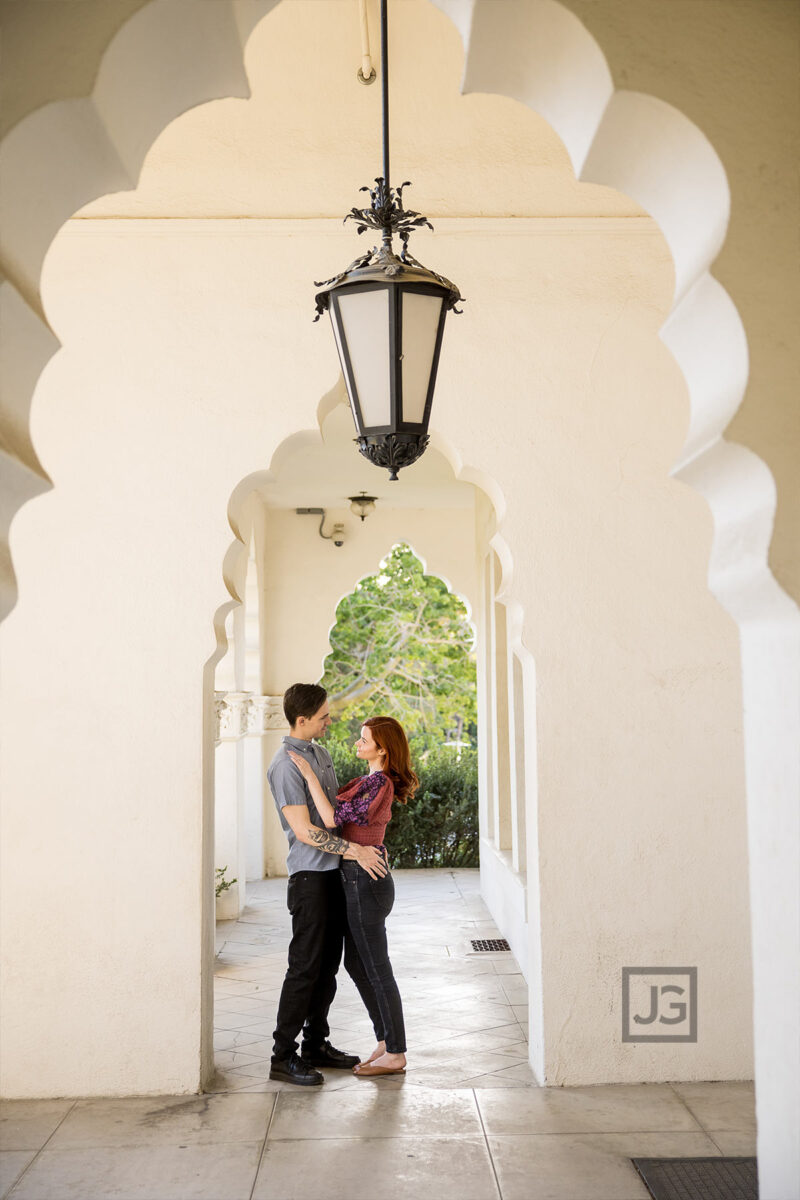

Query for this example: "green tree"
[320,543,476,751]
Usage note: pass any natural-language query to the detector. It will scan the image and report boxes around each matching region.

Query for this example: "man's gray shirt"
[267,736,340,875]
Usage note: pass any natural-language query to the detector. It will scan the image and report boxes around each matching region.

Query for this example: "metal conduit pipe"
[357,0,376,83]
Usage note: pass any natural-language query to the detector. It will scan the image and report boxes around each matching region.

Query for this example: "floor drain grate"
[631,1157,758,1200]
[471,938,510,952]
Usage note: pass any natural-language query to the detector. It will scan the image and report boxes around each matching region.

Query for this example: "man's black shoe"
[269,1054,324,1086]
[300,1040,360,1070]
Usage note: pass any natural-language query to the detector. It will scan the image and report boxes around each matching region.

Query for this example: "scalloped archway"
[0,2,796,1192]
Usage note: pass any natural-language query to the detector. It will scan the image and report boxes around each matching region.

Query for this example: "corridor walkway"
[0,870,755,1199]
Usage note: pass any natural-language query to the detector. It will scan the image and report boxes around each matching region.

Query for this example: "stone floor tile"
[269,1084,482,1140]
[213,977,261,994]
[214,964,278,979]
[413,1029,528,1057]
[204,1072,283,1094]
[487,1131,723,1200]
[492,1040,530,1060]
[0,1100,74,1151]
[490,1062,537,1083]
[398,1022,472,1049]
[252,1135,498,1200]
[407,1047,527,1077]
[0,1150,37,1198]
[433,1011,521,1036]
[11,1141,264,1200]
[217,1035,273,1057]
[226,1082,283,1094]
[213,1050,269,1070]
[214,997,276,1017]
[459,1073,536,1089]
[213,1014,275,1034]
[500,985,529,1006]
[446,998,520,1020]
[668,1081,756,1131]
[47,1094,274,1149]
[706,1129,758,1155]
[225,1061,277,1080]
[476,1083,704,1135]
[213,1030,264,1052]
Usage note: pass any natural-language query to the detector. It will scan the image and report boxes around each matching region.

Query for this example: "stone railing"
[214,692,288,744]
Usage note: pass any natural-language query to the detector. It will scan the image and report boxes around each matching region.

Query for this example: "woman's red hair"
[363,717,418,804]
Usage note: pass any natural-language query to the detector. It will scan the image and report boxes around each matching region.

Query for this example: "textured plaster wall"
[566,0,800,603]
[258,504,478,695]
[0,206,752,1091]
[0,0,151,139]
[1,0,795,597]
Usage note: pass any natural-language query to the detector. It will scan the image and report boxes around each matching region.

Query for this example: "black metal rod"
[381,0,390,242]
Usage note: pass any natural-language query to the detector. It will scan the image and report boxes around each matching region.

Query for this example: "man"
[267,682,387,1086]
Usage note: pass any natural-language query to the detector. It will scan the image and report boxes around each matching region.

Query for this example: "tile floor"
[0,869,756,1200]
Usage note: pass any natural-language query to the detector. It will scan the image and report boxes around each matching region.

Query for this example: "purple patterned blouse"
[334,770,387,825]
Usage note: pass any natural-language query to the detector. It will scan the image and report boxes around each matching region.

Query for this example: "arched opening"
[2,11,794,1191]
[209,393,540,1086]
[319,542,479,812]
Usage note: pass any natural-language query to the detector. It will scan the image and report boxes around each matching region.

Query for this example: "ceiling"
[257,393,475,511]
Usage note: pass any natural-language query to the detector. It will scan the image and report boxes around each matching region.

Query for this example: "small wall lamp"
[296,508,345,547]
[348,492,378,522]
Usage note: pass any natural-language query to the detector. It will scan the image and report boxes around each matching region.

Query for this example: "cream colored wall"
[259,505,477,694]
[0,1,791,1188]
[0,0,151,140]
[2,0,795,600]
[0,198,752,1091]
[566,0,800,604]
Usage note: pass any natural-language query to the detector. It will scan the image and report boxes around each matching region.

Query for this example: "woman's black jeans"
[340,860,406,1054]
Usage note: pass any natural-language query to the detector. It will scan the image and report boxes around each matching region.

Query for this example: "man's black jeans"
[272,868,347,1062]
[340,860,407,1054]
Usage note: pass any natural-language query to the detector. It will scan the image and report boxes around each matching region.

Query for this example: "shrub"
[326,741,479,869]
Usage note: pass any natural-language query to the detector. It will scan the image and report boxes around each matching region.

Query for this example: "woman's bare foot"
[357,1041,386,1067]
[354,1050,406,1073]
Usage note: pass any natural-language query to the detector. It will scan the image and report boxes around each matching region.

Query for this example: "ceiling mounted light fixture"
[314,0,463,482]
[348,491,378,521]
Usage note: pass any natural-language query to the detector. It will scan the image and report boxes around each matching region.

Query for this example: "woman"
[288,716,417,1077]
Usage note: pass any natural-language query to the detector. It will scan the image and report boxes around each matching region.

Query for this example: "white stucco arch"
[0,2,796,1193]
[216,408,546,1071]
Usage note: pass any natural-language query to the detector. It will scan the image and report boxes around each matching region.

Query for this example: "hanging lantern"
[314,1,463,481]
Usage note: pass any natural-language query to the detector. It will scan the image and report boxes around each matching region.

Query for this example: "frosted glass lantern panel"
[337,289,391,428]
[401,292,444,423]
[331,313,359,427]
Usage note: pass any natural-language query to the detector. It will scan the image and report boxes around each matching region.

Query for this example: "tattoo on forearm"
[307,827,349,857]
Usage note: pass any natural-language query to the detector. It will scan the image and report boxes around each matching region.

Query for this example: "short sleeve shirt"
[267,736,340,875]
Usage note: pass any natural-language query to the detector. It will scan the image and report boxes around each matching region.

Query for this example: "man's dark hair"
[283,683,327,728]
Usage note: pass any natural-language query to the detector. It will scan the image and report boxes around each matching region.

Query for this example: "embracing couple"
[267,682,416,1087]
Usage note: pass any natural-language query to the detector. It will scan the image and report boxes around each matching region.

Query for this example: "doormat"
[631,1156,758,1200]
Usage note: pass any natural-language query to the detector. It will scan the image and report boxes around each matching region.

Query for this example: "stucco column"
[214,691,250,919]
[245,695,289,878]
[242,697,266,880]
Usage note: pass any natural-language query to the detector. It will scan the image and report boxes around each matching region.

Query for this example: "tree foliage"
[320,543,477,750]
[327,741,479,868]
